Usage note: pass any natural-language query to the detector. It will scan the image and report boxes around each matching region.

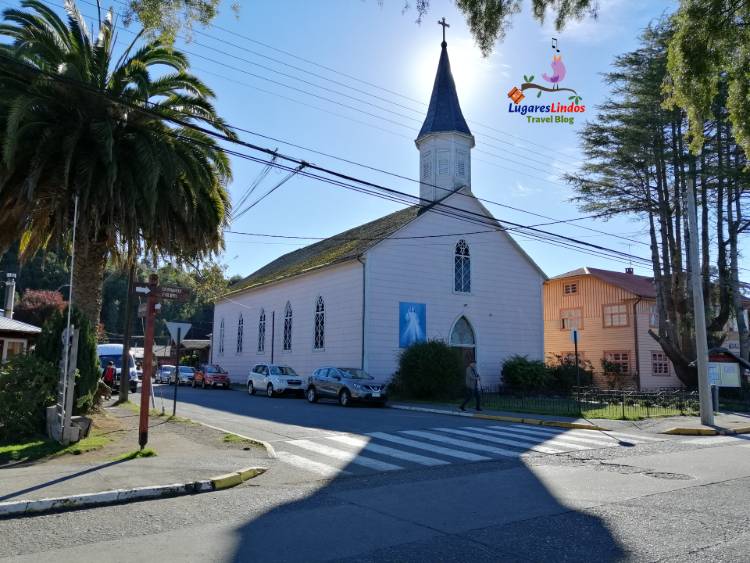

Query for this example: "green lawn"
[0,434,111,465]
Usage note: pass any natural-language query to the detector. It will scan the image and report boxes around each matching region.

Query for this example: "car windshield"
[270,366,297,376]
[100,354,135,369]
[179,367,194,374]
[205,365,224,374]
[338,368,373,380]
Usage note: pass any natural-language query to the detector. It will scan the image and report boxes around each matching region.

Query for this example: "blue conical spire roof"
[417,41,472,140]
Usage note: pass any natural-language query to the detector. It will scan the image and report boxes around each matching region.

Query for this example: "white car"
[247,364,304,397]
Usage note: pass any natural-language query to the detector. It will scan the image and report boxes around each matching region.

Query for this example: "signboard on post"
[708,362,741,388]
[159,286,191,302]
[165,322,191,417]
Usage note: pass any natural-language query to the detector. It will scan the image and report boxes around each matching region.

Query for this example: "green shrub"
[0,355,58,443]
[501,355,550,391]
[392,340,463,399]
[547,354,593,391]
[35,307,99,413]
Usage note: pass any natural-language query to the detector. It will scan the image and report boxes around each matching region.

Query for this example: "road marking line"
[400,430,521,458]
[499,425,617,446]
[367,432,491,461]
[287,439,402,472]
[436,427,565,454]
[465,427,592,451]
[327,435,449,466]
[276,451,350,477]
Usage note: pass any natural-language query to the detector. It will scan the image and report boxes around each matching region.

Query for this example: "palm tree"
[0,0,233,325]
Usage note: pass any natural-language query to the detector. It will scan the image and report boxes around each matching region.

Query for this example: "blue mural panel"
[399,302,426,348]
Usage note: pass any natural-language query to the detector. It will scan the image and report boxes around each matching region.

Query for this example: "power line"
[0,50,652,267]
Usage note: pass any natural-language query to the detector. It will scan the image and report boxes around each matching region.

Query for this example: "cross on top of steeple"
[438,17,449,45]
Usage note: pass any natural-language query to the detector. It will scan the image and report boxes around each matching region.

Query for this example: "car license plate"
[372,391,381,398]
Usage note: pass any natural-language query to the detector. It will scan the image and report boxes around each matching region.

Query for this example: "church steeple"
[416,23,475,202]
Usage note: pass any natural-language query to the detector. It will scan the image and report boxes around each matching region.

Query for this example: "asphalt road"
[3,384,750,562]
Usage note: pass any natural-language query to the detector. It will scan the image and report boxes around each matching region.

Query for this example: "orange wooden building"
[543,267,683,390]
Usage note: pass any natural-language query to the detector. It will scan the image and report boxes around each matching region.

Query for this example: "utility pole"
[120,262,135,400]
[686,175,714,425]
[139,273,158,448]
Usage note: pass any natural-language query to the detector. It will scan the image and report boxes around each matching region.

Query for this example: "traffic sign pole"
[173,327,181,417]
[139,273,158,449]
[573,329,580,388]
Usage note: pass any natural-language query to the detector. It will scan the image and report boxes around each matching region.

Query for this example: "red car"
[192,364,231,389]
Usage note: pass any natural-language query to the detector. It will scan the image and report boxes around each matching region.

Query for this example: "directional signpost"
[166,322,192,417]
[135,275,192,449]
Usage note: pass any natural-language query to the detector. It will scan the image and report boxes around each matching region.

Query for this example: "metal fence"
[477,386,707,420]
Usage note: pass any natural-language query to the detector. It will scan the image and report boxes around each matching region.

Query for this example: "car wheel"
[247,381,255,395]
[266,383,275,398]
[306,387,318,403]
[339,388,351,407]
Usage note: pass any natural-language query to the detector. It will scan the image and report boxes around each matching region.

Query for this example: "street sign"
[166,321,192,344]
[708,362,741,388]
[137,302,148,318]
[158,286,191,302]
[133,282,151,295]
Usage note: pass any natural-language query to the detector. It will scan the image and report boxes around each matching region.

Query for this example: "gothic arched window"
[454,239,471,293]
[313,296,325,349]
[236,314,244,354]
[218,319,225,355]
[283,302,293,351]
[257,309,266,353]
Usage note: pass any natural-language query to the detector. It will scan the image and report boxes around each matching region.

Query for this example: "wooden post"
[139,273,158,449]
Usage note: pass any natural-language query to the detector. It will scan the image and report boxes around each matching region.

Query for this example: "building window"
[454,239,471,293]
[283,302,293,351]
[604,351,630,374]
[218,319,225,355]
[236,314,244,354]
[421,151,431,178]
[563,282,578,295]
[313,296,325,349]
[652,351,670,376]
[455,152,466,177]
[560,308,582,330]
[257,310,266,353]
[603,303,628,327]
[438,150,450,175]
[649,304,659,328]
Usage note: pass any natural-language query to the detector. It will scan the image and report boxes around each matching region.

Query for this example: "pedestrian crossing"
[273,424,664,479]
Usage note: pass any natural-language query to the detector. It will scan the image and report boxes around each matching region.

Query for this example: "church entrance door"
[449,316,476,369]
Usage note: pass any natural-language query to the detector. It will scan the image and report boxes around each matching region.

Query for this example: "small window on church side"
[218,319,225,355]
[236,314,244,354]
[454,240,471,293]
[313,296,325,350]
[257,310,266,353]
[283,302,293,351]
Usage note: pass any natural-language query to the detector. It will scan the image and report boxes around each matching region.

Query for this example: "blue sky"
[9,0,723,279]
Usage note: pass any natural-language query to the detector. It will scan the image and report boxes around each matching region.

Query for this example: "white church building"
[213,37,547,385]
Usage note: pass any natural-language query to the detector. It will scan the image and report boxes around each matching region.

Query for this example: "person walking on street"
[102,360,116,389]
[460,361,482,412]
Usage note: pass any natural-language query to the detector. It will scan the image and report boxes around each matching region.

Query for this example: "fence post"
[622,389,626,419]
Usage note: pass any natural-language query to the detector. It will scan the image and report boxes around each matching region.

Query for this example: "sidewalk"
[0,403,270,506]
[389,401,750,435]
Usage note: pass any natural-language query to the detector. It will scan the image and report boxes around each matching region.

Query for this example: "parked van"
[96,344,138,393]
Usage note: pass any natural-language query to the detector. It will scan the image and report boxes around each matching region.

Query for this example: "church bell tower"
[416,19,475,202]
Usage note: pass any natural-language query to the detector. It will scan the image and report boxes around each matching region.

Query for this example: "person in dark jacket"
[460,361,482,412]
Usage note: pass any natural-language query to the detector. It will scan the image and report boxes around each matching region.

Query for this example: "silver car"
[171,366,195,386]
[247,364,304,397]
[156,365,175,384]
[306,367,387,407]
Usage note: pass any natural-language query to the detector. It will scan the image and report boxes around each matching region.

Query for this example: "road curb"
[0,467,267,519]
[389,404,608,431]
[662,426,750,436]
[195,421,277,459]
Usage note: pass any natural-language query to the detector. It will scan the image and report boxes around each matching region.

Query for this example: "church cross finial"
[438,17,449,44]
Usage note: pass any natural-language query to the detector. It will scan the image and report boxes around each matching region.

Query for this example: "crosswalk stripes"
[287,439,403,472]
[274,424,666,480]
[367,432,492,461]
[327,435,449,466]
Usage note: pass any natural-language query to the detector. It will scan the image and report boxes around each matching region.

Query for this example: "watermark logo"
[506,38,584,125]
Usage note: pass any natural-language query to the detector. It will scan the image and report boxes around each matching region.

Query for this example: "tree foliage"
[392,340,463,399]
[124,0,239,42]
[665,0,750,157]
[13,289,66,328]
[566,22,750,386]
[0,354,57,443]
[0,0,233,326]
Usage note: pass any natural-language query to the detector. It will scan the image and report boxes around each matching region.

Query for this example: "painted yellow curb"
[474,414,525,424]
[471,413,606,431]
[732,425,750,434]
[211,472,243,490]
[663,427,718,436]
[238,467,266,481]
[540,420,608,431]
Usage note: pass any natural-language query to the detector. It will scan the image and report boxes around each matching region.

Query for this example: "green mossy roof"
[227,206,420,295]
